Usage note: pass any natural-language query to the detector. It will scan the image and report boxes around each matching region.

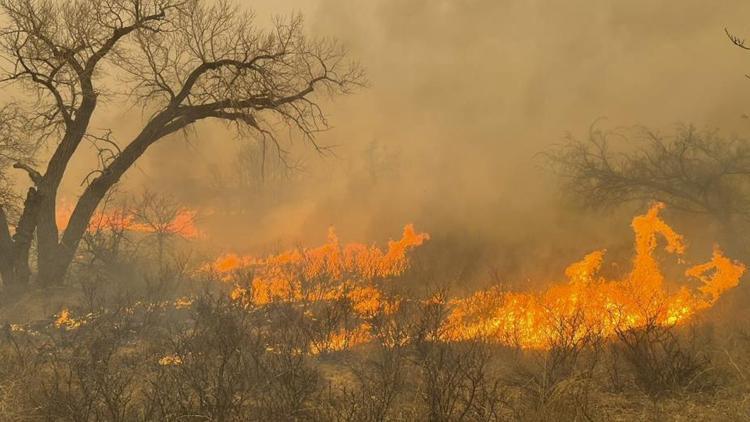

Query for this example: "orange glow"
[210,254,257,274]
[158,354,183,366]
[310,323,374,355]
[54,308,82,330]
[56,201,200,238]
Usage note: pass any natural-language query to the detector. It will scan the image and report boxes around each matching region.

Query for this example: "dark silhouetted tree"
[0,0,364,288]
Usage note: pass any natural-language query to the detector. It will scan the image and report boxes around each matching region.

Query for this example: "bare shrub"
[612,321,715,398]
[32,306,159,421]
[145,296,322,421]
[321,304,417,422]
[408,298,510,421]
[506,310,603,421]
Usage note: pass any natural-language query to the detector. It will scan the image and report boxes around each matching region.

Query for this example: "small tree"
[130,190,193,269]
[0,0,364,288]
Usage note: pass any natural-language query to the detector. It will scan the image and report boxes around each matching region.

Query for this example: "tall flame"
[441,203,745,348]
[202,225,429,354]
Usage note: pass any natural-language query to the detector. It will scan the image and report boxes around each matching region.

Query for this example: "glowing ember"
[54,308,82,330]
[158,354,183,366]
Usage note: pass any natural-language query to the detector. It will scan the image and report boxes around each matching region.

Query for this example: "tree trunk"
[36,189,62,286]
[0,186,69,289]
[0,189,38,289]
[34,95,98,287]
[48,184,109,285]
[32,111,192,286]
[0,207,14,287]
[48,111,187,284]
[37,249,66,287]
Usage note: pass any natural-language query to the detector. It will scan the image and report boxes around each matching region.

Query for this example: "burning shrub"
[208,224,430,303]
[204,224,430,354]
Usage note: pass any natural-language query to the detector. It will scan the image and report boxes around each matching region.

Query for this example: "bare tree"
[547,125,750,237]
[129,190,192,268]
[0,0,364,288]
[0,106,40,206]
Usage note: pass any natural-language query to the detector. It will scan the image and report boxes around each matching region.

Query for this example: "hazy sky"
[55,1,750,264]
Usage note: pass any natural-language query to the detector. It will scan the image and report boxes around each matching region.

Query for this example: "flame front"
[208,224,430,308]
[442,203,745,348]
[203,204,744,351]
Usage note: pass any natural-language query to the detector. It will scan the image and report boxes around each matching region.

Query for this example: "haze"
[51,0,750,280]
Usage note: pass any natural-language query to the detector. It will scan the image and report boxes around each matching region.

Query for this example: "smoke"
[51,0,750,282]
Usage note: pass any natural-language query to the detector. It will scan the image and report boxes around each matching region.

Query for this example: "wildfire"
[198,204,745,352]
[201,225,428,353]
[442,203,745,348]
[205,224,430,307]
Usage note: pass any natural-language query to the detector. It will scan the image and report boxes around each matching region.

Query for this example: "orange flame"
[204,225,429,353]
[202,205,744,352]
[207,224,429,308]
[441,203,745,348]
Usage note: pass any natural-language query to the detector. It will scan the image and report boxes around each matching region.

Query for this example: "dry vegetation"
[0,202,747,421]
[0,279,747,421]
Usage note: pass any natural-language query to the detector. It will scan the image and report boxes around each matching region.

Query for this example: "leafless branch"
[726,27,750,50]
[546,124,750,224]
